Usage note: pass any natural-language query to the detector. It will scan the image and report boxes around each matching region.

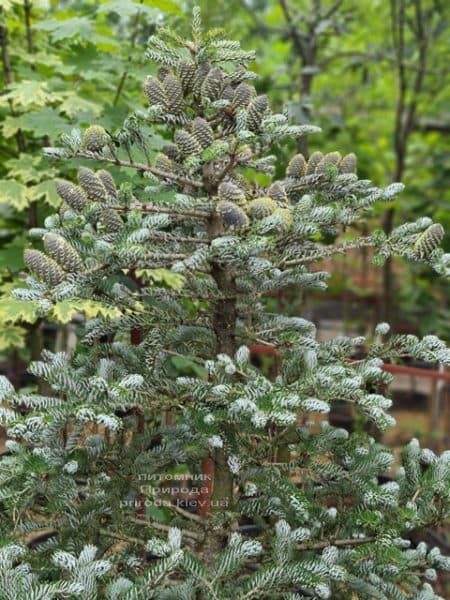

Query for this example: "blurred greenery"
[0,0,173,362]
[0,0,448,368]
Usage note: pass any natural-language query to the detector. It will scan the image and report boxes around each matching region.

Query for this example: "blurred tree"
[381,0,448,323]
[0,0,181,367]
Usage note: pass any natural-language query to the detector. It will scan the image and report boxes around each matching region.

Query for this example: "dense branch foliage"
[0,9,449,599]
[199,0,450,337]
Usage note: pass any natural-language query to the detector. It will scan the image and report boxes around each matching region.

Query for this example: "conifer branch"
[168,502,207,525]
[111,203,211,220]
[24,527,58,547]
[73,152,204,189]
[145,252,188,261]
[145,234,210,245]
[100,529,147,547]
[296,536,375,552]
[281,237,376,266]
[113,0,144,106]
[213,143,240,187]
[130,518,203,541]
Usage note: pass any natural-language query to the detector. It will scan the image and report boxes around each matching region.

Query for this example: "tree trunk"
[382,139,405,323]
[201,214,237,562]
[297,70,314,157]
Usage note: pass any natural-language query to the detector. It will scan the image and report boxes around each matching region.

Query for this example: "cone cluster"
[216,173,293,231]
[25,167,124,283]
[56,168,123,232]
[142,48,273,179]
[286,151,357,179]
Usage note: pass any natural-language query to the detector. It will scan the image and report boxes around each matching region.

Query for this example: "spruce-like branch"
[280,236,376,266]
[130,518,203,541]
[111,203,211,220]
[296,536,375,552]
[72,152,204,189]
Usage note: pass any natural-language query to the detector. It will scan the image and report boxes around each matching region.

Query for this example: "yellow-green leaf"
[51,300,79,324]
[135,268,185,289]
[0,180,29,211]
[0,0,22,10]
[98,0,158,18]
[58,94,103,119]
[51,299,122,324]
[81,300,122,319]
[0,298,40,324]
[35,17,93,42]
[2,108,71,140]
[1,81,62,110]
[0,237,26,272]
[5,154,43,184]
[1,116,21,139]
[28,180,60,208]
[146,0,182,14]
[0,325,27,351]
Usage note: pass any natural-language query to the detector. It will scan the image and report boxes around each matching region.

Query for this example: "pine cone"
[43,233,82,273]
[143,75,168,107]
[178,59,196,93]
[414,224,444,258]
[55,180,87,212]
[163,143,181,161]
[99,208,123,232]
[97,170,117,199]
[163,74,184,114]
[24,249,65,287]
[78,167,106,201]
[339,153,357,174]
[174,129,202,156]
[236,144,253,164]
[247,95,268,132]
[286,154,307,179]
[230,173,253,195]
[272,207,293,232]
[201,68,224,101]
[267,182,288,203]
[83,125,109,153]
[157,66,171,81]
[155,153,174,173]
[247,197,277,219]
[222,85,234,102]
[192,117,214,148]
[218,181,246,205]
[315,151,342,176]
[217,200,249,229]
[193,61,211,97]
[306,151,324,175]
[232,83,256,109]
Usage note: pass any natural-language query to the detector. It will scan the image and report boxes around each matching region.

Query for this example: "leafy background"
[0,0,448,366]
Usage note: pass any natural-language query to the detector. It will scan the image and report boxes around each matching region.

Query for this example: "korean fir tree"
[1,8,450,600]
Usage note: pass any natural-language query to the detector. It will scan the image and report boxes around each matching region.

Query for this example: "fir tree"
[1,8,449,599]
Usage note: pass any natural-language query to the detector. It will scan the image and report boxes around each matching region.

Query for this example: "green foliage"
[0,0,180,352]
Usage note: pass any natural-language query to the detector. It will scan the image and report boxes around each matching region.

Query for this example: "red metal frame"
[248,343,450,383]
[382,363,450,383]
